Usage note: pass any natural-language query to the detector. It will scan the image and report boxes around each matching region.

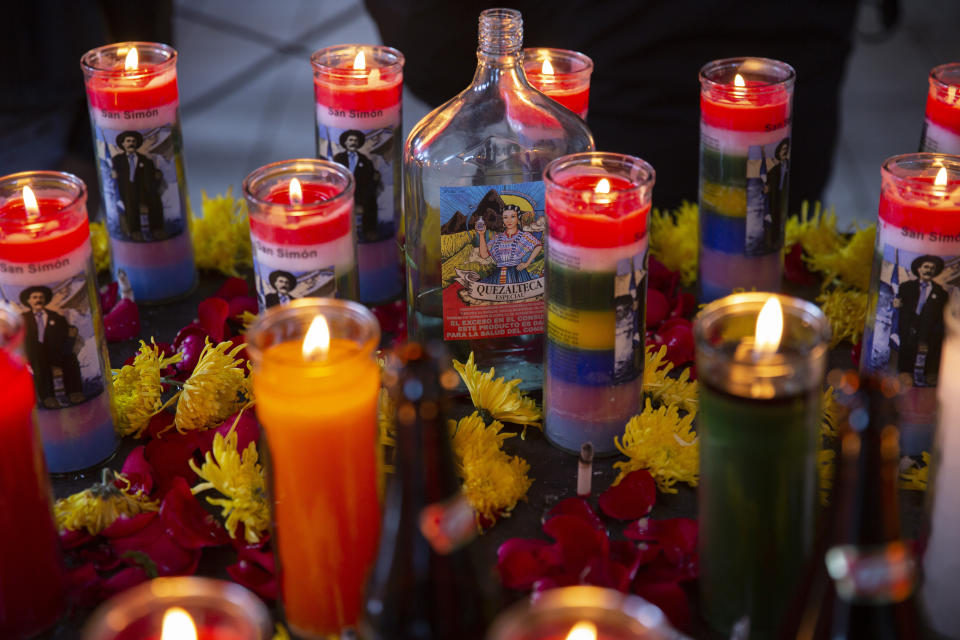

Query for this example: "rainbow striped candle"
[543,152,654,455]
[698,57,795,302]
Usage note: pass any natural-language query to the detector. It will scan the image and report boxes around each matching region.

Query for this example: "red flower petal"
[371,299,407,337]
[670,291,696,320]
[214,277,250,300]
[208,411,260,453]
[543,515,609,577]
[172,324,208,376]
[143,411,175,440]
[104,298,141,342]
[646,288,669,329]
[109,516,200,576]
[784,243,820,286]
[581,556,631,592]
[496,538,556,590]
[632,580,691,632]
[144,430,205,496]
[99,281,118,314]
[660,324,694,367]
[60,528,95,550]
[228,296,258,320]
[198,297,230,343]
[64,562,102,608]
[236,544,275,575]
[78,543,123,572]
[120,446,154,496]
[598,470,657,520]
[609,539,659,582]
[101,512,157,538]
[647,257,675,294]
[99,566,149,598]
[545,497,604,530]
[159,477,230,549]
[227,559,277,601]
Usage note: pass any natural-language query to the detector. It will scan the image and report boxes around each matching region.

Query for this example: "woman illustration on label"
[476,203,542,284]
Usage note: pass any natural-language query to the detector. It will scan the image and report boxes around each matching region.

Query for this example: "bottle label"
[251,235,349,310]
[316,104,400,246]
[440,182,546,340]
[699,124,789,256]
[825,542,917,604]
[89,105,188,243]
[862,218,960,387]
[920,118,960,155]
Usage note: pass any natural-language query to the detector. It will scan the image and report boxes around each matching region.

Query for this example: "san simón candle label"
[0,244,110,413]
[251,235,352,309]
[439,182,545,340]
[863,218,960,387]
[90,106,188,244]
[316,105,400,245]
[920,119,960,155]
[699,125,790,257]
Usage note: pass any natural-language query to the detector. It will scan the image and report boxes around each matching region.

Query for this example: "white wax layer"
[90,102,178,130]
[547,235,648,272]
[0,243,91,287]
[315,102,400,130]
[700,122,788,153]
[251,233,355,273]
[922,119,960,155]
[877,218,960,255]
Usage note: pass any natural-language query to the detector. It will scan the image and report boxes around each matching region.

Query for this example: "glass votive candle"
[0,304,66,638]
[920,63,960,154]
[694,292,829,636]
[81,42,197,303]
[543,152,654,455]
[311,44,405,305]
[860,153,960,454]
[523,48,593,119]
[243,158,359,312]
[485,586,688,639]
[82,576,271,639]
[246,299,381,638]
[697,57,795,302]
[0,170,117,473]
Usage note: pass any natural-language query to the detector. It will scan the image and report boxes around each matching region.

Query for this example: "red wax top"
[85,63,179,111]
[526,74,590,117]
[249,182,352,245]
[879,175,960,234]
[0,197,89,262]
[925,87,960,133]
[700,80,791,132]
[546,174,650,248]
[141,629,246,640]
[314,72,402,111]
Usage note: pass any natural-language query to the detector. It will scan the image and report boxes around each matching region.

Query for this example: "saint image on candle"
[893,254,949,386]
[110,130,165,241]
[332,129,383,241]
[260,268,336,309]
[745,136,790,257]
[613,252,646,383]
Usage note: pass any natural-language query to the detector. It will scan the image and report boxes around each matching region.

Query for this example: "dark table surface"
[46,273,927,639]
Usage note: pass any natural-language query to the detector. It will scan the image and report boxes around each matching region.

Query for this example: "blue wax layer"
[358,238,402,304]
[111,233,196,302]
[37,394,117,473]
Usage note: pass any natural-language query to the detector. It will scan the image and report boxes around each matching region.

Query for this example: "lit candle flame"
[542,57,555,75]
[161,607,197,640]
[353,49,366,71]
[22,186,39,221]
[935,165,948,187]
[289,177,303,205]
[754,297,783,356]
[124,47,139,72]
[734,73,746,87]
[564,621,597,640]
[594,178,611,194]
[302,315,331,361]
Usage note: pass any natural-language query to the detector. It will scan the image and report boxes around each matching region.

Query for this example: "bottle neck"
[473,7,526,79]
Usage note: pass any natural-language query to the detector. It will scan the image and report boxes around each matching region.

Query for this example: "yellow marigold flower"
[649,201,698,287]
[820,385,843,439]
[807,225,875,291]
[89,220,111,273]
[54,470,159,535]
[191,189,253,277]
[452,353,542,431]
[899,451,930,491]
[112,340,182,438]
[239,310,259,332]
[643,345,698,415]
[818,447,836,506]
[785,201,844,260]
[449,412,532,525]
[175,340,250,433]
[817,288,867,348]
[614,399,699,493]
[190,422,269,544]
[272,624,291,640]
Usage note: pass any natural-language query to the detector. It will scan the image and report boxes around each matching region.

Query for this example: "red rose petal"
[598,470,657,520]
[784,243,819,286]
[214,277,250,300]
[173,325,208,376]
[227,559,278,601]
[109,516,200,576]
[646,288,669,329]
[208,411,260,453]
[64,562,102,607]
[99,281,119,313]
[228,296,258,320]
[496,538,556,590]
[99,566,149,598]
[545,497,604,530]
[101,512,157,538]
[198,297,230,343]
[60,528,95,550]
[543,515,609,577]
[144,430,205,496]
[609,539,659,582]
[660,324,694,367]
[104,298,140,342]
[120,446,154,496]
[160,477,230,549]
[647,257,674,294]
[632,580,691,632]
[581,556,631,592]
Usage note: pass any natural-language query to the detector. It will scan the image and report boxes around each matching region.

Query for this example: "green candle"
[694,293,829,638]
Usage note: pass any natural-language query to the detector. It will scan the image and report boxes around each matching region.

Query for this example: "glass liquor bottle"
[403,7,594,389]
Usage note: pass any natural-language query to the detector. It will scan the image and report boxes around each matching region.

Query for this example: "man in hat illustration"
[894,254,948,385]
[111,130,164,240]
[264,270,298,308]
[19,286,85,408]
[333,129,380,241]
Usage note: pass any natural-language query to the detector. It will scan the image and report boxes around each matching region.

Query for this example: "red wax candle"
[700,78,790,132]
[0,310,65,638]
[921,63,960,154]
[0,171,116,473]
[523,48,593,119]
[81,42,196,303]
[243,159,358,310]
[312,45,405,305]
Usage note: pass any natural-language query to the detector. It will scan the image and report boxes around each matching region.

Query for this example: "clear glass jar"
[403,7,594,389]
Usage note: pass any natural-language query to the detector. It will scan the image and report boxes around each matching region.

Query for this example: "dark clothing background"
[112,152,164,234]
[365,0,859,211]
[896,278,946,383]
[22,309,84,402]
[334,150,380,240]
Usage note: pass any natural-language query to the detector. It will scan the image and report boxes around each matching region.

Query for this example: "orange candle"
[247,299,381,638]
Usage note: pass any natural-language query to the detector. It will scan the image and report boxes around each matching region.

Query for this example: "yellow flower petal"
[643,345,698,415]
[90,220,111,273]
[899,451,930,491]
[54,471,159,535]
[649,201,698,287]
[614,399,699,493]
[112,340,182,438]
[817,288,867,348]
[452,353,541,430]
[191,189,253,277]
[175,340,250,433]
